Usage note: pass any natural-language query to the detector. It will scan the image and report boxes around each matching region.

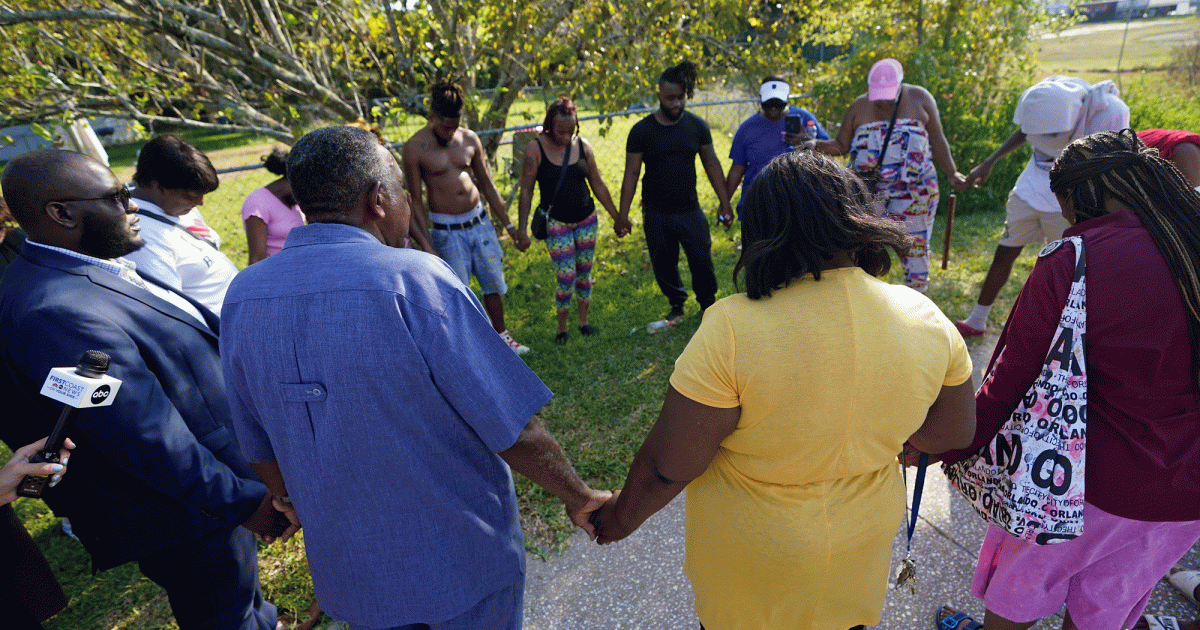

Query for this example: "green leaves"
[0,0,1053,153]
[30,122,52,141]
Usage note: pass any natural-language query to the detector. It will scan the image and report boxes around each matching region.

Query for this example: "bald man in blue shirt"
[220,126,609,630]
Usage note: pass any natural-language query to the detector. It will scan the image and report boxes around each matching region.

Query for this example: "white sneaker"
[499,330,530,355]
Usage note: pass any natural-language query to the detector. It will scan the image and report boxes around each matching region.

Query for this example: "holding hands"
[957,129,1030,192]
[241,491,297,545]
[565,487,614,541]
[898,442,929,467]
[948,170,970,192]
[949,156,1000,192]
[270,495,302,543]
[507,226,532,252]
[612,214,633,238]
[245,460,302,545]
[958,161,995,191]
[590,490,637,545]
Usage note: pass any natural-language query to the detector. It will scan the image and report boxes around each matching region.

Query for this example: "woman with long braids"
[936,129,1200,630]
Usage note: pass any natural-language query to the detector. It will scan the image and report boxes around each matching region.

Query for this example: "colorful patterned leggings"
[546,213,598,311]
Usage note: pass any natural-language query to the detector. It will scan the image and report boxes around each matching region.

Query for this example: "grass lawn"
[1036,14,1200,83]
[12,12,1200,623]
[5,105,1027,627]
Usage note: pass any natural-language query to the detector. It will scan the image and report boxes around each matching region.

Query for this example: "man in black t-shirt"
[618,61,734,321]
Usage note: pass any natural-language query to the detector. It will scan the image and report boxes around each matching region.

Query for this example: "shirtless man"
[403,79,531,354]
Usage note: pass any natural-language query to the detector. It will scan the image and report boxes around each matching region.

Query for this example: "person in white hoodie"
[953,76,1129,337]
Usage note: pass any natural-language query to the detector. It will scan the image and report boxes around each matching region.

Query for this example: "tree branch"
[256,0,295,57]
[0,8,143,26]
[76,107,294,142]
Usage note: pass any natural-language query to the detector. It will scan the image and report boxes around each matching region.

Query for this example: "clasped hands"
[513,217,632,250]
[242,492,302,545]
[612,215,633,238]
[244,485,638,547]
[898,442,946,467]
[563,488,635,545]
[508,226,533,252]
[951,161,993,192]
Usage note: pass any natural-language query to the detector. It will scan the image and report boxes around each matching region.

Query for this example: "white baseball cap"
[760,80,790,104]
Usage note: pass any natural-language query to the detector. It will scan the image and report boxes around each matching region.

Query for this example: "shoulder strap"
[135,210,216,249]
[543,137,573,215]
[878,87,904,164]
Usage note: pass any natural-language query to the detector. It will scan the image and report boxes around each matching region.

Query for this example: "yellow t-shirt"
[670,267,972,630]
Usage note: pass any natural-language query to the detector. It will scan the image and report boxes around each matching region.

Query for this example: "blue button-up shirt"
[219,223,552,627]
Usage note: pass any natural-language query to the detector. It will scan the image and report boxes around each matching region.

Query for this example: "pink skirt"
[972,501,1200,629]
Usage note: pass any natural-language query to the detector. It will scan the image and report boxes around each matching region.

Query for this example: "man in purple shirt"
[726,76,829,217]
[220,126,609,630]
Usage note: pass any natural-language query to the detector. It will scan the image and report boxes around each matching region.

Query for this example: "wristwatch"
[504,223,515,231]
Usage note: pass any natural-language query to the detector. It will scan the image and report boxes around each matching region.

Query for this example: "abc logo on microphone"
[40,367,121,409]
[90,385,113,405]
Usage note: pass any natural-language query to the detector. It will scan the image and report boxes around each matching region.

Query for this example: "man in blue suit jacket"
[0,150,288,630]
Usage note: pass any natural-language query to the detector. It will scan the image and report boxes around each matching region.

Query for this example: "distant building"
[1045,0,1188,20]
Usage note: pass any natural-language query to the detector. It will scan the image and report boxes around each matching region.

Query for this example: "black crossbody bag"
[531,137,574,240]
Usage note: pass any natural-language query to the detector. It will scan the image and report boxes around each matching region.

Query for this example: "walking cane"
[941,194,956,270]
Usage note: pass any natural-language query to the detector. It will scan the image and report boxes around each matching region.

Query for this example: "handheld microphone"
[17,350,122,498]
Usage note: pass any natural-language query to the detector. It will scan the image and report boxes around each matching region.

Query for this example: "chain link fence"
[488,90,763,207]
[212,90,780,210]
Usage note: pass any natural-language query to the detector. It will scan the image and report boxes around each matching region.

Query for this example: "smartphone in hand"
[785,115,802,135]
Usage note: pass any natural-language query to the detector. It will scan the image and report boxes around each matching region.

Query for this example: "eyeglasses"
[50,185,133,210]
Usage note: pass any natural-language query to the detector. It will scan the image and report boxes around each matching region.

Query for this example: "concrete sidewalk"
[523,332,1200,629]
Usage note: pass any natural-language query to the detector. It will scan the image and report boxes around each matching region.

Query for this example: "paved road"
[522,330,1200,629]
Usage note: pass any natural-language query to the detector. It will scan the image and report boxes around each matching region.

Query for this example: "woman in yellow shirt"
[593,150,976,629]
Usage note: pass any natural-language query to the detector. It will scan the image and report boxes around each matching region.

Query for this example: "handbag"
[859,88,903,193]
[942,236,1088,545]
[531,137,574,241]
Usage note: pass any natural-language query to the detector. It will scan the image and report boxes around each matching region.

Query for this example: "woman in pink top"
[242,147,305,264]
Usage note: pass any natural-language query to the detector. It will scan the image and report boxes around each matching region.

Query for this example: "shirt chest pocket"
[280,382,327,437]
[281,382,328,402]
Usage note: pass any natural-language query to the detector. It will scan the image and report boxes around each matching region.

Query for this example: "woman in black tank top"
[517,98,631,343]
